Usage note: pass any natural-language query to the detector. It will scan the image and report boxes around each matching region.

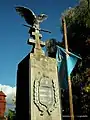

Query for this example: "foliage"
[61,0,90,57]
[61,0,90,98]
[45,38,57,58]
[7,97,16,120]
[7,109,16,120]
[45,0,90,118]
[46,40,90,118]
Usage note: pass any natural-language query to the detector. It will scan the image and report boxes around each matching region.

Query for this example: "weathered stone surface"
[29,53,62,120]
[16,52,62,120]
[16,7,62,120]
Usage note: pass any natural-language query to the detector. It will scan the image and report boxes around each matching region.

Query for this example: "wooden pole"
[62,16,74,120]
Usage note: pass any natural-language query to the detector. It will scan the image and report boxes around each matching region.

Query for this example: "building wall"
[0,92,6,119]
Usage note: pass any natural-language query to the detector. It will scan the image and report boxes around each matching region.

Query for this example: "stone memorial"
[15,6,62,120]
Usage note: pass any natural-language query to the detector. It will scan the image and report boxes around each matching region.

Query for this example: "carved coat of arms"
[33,76,58,115]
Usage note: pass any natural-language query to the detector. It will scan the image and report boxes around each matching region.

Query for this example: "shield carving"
[33,77,57,115]
[39,78,54,108]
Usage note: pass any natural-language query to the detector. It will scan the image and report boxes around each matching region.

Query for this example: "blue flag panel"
[56,46,81,89]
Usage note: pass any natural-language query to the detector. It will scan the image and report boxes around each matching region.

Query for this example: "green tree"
[45,0,90,118]
[61,0,90,90]
[7,97,16,120]
[61,0,90,117]
[7,109,16,120]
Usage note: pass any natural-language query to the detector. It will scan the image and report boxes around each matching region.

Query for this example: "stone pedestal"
[16,52,62,120]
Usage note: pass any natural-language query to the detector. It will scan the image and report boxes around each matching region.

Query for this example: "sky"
[0,0,78,105]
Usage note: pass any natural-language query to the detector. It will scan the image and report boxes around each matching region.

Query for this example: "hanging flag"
[56,45,82,89]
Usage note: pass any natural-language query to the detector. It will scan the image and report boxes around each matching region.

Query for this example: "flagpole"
[62,16,74,120]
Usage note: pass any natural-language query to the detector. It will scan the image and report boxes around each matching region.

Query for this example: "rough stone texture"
[29,53,62,120]
[16,9,62,119]
[16,52,62,120]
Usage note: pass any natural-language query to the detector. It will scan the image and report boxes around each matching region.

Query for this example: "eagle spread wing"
[15,6,36,26]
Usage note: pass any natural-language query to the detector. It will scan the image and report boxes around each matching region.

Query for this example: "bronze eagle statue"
[15,6,48,30]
